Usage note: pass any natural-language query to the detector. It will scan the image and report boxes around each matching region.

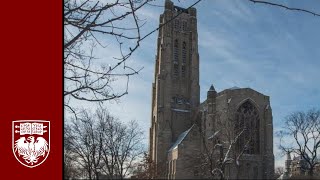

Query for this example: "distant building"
[279,152,320,179]
[149,0,274,179]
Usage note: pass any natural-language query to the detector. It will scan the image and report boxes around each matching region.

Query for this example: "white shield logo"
[12,120,50,168]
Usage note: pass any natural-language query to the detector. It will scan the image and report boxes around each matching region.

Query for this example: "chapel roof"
[168,124,195,152]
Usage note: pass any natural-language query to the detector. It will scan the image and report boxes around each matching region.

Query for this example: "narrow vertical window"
[173,39,179,78]
[182,42,187,64]
[235,100,260,154]
[181,65,185,77]
[174,20,180,30]
[174,39,179,64]
[182,21,187,31]
[174,64,179,77]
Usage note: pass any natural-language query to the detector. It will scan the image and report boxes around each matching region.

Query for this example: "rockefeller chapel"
[149,0,274,179]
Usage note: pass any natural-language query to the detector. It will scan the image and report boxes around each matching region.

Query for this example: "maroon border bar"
[0,0,62,179]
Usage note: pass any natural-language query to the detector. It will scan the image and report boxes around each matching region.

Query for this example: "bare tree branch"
[248,0,320,17]
[64,0,203,114]
[278,108,320,177]
[64,107,145,179]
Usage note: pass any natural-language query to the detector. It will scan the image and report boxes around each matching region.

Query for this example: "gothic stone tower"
[149,0,200,178]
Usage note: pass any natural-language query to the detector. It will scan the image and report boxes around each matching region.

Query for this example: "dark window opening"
[181,65,185,77]
[182,42,187,64]
[174,20,180,30]
[182,21,187,31]
[174,39,179,63]
[235,100,260,154]
[173,64,179,77]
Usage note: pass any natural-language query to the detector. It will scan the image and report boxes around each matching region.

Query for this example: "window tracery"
[182,21,187,31]
[181,65,185,77]
[174,19,180,30]
[235,100,260,154]
[173,64,179,77]
[174,39,179,63]
[182,41,187,64]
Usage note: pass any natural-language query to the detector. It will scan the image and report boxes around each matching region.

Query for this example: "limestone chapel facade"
[149,0,274,179]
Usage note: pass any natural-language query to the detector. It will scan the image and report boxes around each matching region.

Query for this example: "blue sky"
[73,0,320,167]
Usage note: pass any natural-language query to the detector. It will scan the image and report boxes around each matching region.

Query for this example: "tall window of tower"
[174,19,180,30]
[182,42,187,64]
[181,65,185,77]
[174,39,179,64]
[174,64,179,77]
[182,21,187,31]
[235,100,260,154]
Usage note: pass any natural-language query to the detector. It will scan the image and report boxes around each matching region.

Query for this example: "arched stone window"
[173,64,178,77]
[181,65,185,77]
[182,41,187,64]
[174,19,180,30]
[181,42,187,78]
[173,39,179,77]
[174,39,179,63]
[235,100,260,154]
[182,21,187,31]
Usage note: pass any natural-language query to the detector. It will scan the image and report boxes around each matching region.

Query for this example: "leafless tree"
[64,124,83,179]
[64,109,103,179]
[97,108,144,179]
[130,152,155,179]
[197,111,253,180]
[63,0,320,112]
[64,0,151,116]
[248,0,320,17]
[64,107,144,179]
[64,0,203,117]
[278,108,320,177]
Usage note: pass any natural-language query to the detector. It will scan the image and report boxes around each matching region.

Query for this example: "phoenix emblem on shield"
[12,120,50,168]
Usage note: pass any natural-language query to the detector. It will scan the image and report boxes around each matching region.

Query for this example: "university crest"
[12,120,50,168]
